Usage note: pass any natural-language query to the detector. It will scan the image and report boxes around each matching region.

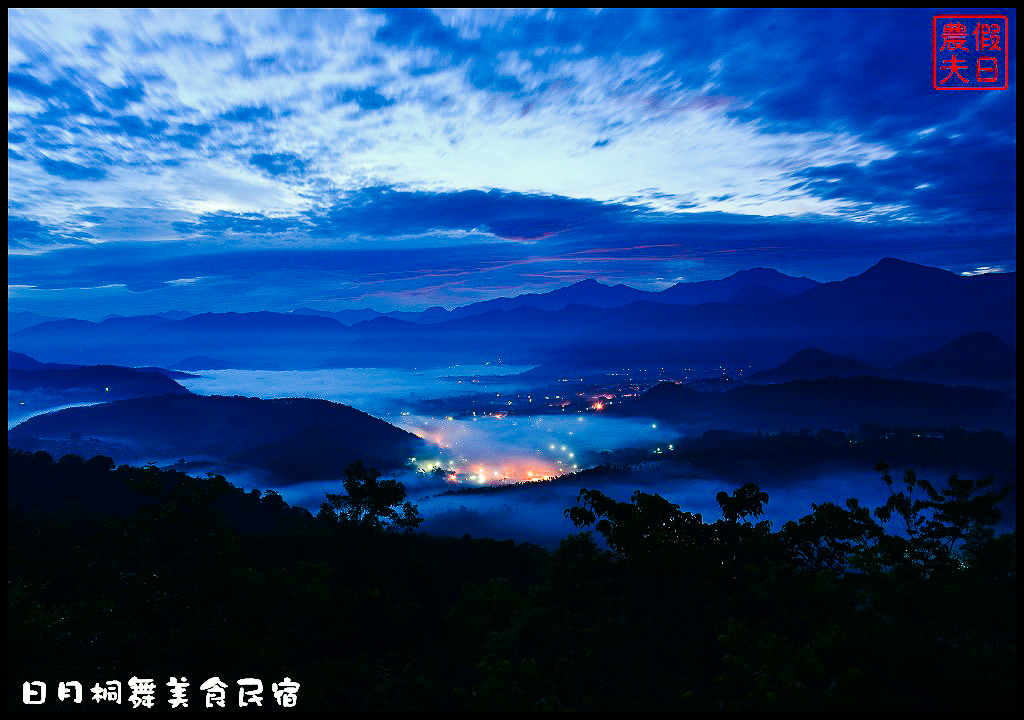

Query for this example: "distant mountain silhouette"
[8,364,192,403]
[9,394,426,484]
[439,279,655,319]
[7,259,1014,371]
[726,284,791,305]
[163,311,345,336]
[103,310,193,321]
[609,375,1015,433]
[747,349,880,383]
[366,269,819,323]
[9,311,348,367]
[9,351,191,377]
[747,333,1016,394]
[385,306,453,323]
[789,259,1014,330]
[545,259,1015,370]
[293,306,384,325]
[8,350,49,371]
[132,366,197,380]
[888,332,1016,392]
[172,356,252,371]
[658,267,818,305]
[155,309,194,320]
[7,311,65,334]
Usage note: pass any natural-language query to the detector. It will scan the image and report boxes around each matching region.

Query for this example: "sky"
[7,8,1017,318]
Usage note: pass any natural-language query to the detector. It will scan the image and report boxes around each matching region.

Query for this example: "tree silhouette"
[319,461,422,531]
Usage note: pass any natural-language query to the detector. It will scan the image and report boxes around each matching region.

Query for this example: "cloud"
[12,181,1011,318]
[103,80,145,109]
[793,125,1016,228]
[108,114,168,138]
[303,186,638,241]
[249,152,307,176]
[337,87,394,111]
[167,122,213,149]
[220,105,274,123]
[8,216,93,250]
[8,71,51,97]
[373,8,472,58]
[38,157,107,181]
[172,211,307,237]
[7,8,1015,319]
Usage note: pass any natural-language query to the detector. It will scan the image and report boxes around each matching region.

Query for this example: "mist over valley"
[9,259,1016,546]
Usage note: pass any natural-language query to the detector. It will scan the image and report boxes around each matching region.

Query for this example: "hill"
[747,348,879,383]
[9,394,426,484]
[747,333,1016,394]
[889,332,1016,392]
[8,364,192,402]
[610,375,1015,433]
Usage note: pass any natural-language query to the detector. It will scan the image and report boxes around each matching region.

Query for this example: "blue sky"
[8,8,1016,317]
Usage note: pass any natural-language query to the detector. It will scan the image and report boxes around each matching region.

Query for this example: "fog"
[21,366,1008,548]
[178,367,681,486]
[224,462,905,549]
[393,413,677,485]
[8,399,106,430]
[176,366,537,418]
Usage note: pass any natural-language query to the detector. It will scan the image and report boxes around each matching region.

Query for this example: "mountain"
[609,376,1015,433]
[747,349,880,383]
[441,279,655,319]
[385,306,453,323]
[325,301,687,367]
[658,267,818,305]
[888,333,1016,393]
[744,332,1016,393]
[9,394,426,484]
[132,366,197,380]
[8,363,193,415]
[7,260,1013,371]
[155,310,194,320]
[786,259,1015,338]
[8,351,190,378]
[161,311,345,335]
[8,350,49,371]
[367,269,819,324]
[293,306,384,325]
[171,356,252,371]
[544,259,1016,370]
[9,311,349,368]
[7,311,66,334]
[726,284,791,305]
[9,315,176,365]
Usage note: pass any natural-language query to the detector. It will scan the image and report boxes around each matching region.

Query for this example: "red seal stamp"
[933,15,1009,90]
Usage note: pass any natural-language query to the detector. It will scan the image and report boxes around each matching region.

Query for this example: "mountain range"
[609,375,1016,433]
[8,259,1015,373]
[746,333,1016,394]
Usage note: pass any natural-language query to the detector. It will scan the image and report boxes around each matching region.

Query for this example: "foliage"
[7,447,1016,712]
[317,461,422,532]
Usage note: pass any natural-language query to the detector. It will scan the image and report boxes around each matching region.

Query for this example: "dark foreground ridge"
[9,448,1016,712]
[9,394,425,484]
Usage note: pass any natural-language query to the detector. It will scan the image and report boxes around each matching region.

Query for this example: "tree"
[869,462,1010,576]
[565,488,710,558]
[318,461,422,532]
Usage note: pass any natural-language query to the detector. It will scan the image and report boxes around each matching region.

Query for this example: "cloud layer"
[8,8,1016,317]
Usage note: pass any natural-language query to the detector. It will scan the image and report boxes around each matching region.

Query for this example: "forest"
[9,447,1016,711]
